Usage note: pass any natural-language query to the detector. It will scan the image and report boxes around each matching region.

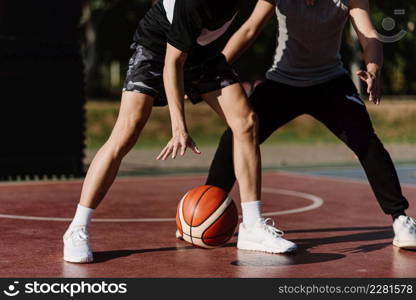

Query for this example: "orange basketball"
[176,185,238,248]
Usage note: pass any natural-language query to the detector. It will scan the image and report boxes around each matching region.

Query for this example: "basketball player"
[63,0,297,264]
[205,0,416,250]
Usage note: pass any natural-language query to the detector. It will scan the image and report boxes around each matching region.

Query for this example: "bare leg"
[64,92,154,263]
[202,84,297,254]
[79,92,153,209]
[202,83,261,203]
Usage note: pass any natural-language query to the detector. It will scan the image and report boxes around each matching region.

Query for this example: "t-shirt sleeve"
[166,0,205,53]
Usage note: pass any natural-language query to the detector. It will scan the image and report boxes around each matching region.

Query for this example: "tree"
[83,0,416,97]
[81,0,151,96]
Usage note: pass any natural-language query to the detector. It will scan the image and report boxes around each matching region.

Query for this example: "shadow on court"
[233,226,394,267]
[291,226,393,251]
[230,251,346,267]
[93,226,394,267]
[1,172,415,277]
[93,242,237,263]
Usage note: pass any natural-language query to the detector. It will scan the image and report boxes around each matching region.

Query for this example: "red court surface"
[1,172,415,278]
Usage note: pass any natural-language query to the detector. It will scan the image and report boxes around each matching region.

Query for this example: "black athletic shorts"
[122,43,240,106]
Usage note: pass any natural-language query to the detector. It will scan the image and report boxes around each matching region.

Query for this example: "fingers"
[162,148,173,160]
[357,70,381,104]
[367,79,374,99]
[180,142,186,156]
[373,88,381,105]
[161,146,173,161]
[157,142,189,160]
[374,80,382,105]
[171,143,179,159]
[191,144,201,155]
[368,87,378,104]
[187,138,201,155]
[157,144,171,160]
[157,143,183,160]
[157,135,201,161]
[175,139,189,158]
[356,70,368,82]
[369,87,381,105]
[368,91,375,104]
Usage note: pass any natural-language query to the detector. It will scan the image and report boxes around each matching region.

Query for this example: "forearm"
[222,0,274,64]
[223,26,258,64]
[362,38,383,75]
[163,61,187,133]
[349,0,383,75]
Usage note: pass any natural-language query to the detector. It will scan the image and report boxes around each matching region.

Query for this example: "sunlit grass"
[85,99,416,149]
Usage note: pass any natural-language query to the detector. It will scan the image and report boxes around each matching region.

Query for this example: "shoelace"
[405,217,416,232]
[70,227,89,242]
[262,218,284,237]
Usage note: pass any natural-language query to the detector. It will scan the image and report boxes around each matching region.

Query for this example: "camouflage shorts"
[122,43,240,106]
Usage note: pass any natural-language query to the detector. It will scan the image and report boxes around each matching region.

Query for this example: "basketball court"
[1,169,415,278]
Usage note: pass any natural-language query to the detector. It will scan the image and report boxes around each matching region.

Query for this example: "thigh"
[201,83,253,125]
[185,53,240,106]
[309,76,375,146]
[248,80,304,142]
[111,91,154,140]
[202,80,304,142]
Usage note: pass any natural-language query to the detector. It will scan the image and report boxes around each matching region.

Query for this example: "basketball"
[176,185,239,248]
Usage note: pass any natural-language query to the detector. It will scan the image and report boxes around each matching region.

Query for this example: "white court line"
[275,171,416,189]
[261,187,323,216]
[0,188,323,222]
[0,175,200,187]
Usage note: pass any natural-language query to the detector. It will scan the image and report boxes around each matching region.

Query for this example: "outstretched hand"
[156,131,201,160]
[356,70,381,105]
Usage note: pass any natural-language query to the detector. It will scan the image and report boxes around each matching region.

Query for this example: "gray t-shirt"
[266,0,349,87]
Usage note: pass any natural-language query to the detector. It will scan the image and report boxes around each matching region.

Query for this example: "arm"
[163,44,187,136]
[349,0,384,104]
[157,0,204,160]
[157,43,200,160]
[222,0,275,64]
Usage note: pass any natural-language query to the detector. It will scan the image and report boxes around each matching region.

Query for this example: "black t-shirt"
[134,0,240,64]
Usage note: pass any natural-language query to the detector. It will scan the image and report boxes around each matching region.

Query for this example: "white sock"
[69,204,95,228]
[241,201,262,226]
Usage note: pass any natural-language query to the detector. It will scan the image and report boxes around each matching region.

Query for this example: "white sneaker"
[393,216,416,249]
[237,218,297,254]
[63,226,93,263]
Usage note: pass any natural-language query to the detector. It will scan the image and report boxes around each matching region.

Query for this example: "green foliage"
[85,100,416,149]
[370,1,416,94]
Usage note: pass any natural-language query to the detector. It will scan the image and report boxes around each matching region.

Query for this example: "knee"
[107,117,144,158]
[348,132,383,158]
[229,111,258,140]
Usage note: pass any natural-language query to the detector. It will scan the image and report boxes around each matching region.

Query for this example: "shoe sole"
[393,239,416,250]
[63,255,94,264]
[237,240,297,254]
[63,247,94,264]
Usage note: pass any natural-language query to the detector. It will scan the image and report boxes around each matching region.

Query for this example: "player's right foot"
[393,216,416,249]
[237,218,297,254]
[63,226,93,263]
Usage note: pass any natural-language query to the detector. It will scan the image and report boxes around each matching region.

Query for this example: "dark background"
[0,0,415,179]
[79,0,416,97]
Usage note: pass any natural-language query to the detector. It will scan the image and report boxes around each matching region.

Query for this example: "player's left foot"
[393,216,416,250]
[237,218,297,254]
[63,226,94,263]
